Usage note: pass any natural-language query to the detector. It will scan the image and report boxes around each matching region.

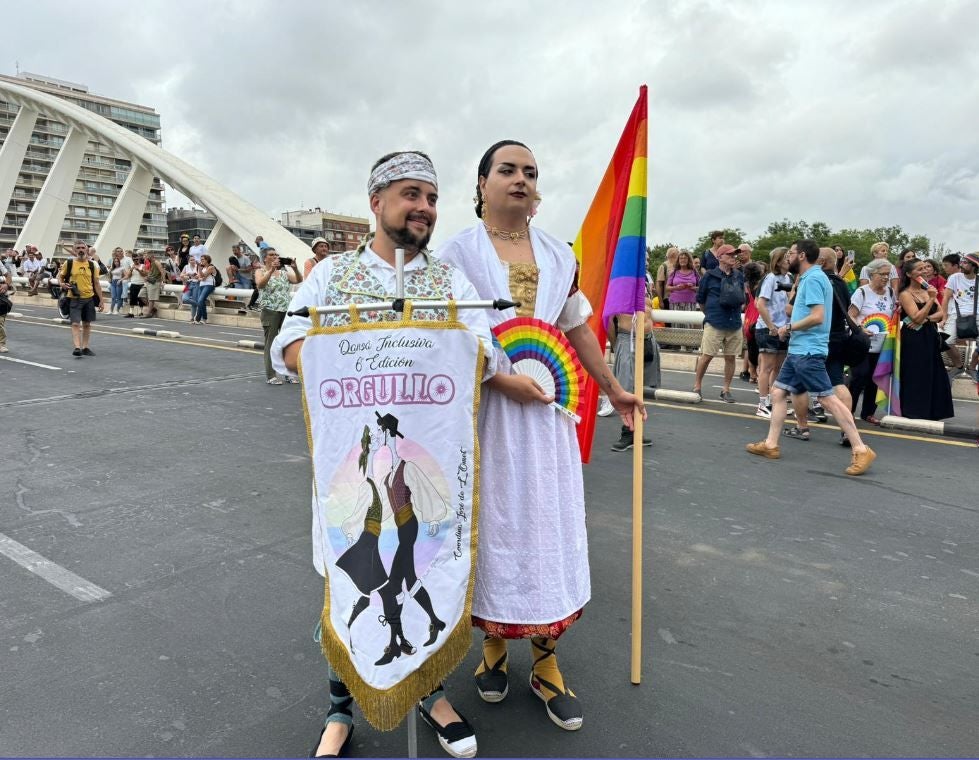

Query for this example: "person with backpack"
[57,241,104,357]
[693,244,745,402]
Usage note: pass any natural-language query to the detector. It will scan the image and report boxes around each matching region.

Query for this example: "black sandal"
[530,638,583,731]
[783,426,811,441]
[475,649,508,703]
[310,722,353,758]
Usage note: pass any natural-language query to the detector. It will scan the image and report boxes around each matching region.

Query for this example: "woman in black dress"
[897,259,954,420]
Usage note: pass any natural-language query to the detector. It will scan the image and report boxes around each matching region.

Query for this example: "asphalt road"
[1,310,977,758]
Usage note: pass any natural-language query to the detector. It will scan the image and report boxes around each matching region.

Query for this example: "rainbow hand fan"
[492,316,586,423]
[861,312,891,334]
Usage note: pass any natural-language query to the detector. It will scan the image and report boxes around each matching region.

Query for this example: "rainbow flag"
[872,309,901,417]
[843,267,858,295]
[571,85,648,463]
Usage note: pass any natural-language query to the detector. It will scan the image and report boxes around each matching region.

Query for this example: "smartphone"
[846,250,855,262]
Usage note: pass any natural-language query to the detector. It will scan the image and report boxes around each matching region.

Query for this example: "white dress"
[436,225,593,626]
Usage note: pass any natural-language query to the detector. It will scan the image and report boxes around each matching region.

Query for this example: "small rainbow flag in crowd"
[571,85,648,462]
[843,266,858,295]
[872,310,902,416]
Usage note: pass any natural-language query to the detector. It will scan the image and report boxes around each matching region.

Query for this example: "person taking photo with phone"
[254,248,301,384]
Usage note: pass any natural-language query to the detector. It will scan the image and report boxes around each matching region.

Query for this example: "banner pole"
[630,311,645,685]
[393,246,419,760]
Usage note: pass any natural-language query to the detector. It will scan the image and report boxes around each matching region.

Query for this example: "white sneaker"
[755,403,772,419]
[597,396,615,417]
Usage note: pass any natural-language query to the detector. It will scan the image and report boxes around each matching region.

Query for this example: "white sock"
[759,395,769,406]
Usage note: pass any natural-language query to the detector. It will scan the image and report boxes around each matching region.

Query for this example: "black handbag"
[952,280,978,340]
[833,289,871,367]
[0,292,11,316]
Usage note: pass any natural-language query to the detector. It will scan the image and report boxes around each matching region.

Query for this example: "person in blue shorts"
[746,239,877,476]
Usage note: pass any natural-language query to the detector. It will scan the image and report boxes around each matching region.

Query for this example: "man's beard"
[382,216,432,253]
[789,258,801,275]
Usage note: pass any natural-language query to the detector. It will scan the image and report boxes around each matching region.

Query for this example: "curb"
[646,388,702,404]
[237,340,265,350]
[880,414,979,442]
[132,328,181,338]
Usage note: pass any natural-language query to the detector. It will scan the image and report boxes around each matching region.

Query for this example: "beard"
[382,214,432,253]
[789,258,801,275]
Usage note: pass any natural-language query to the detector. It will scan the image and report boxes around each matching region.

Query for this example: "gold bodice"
[507,262,539,318]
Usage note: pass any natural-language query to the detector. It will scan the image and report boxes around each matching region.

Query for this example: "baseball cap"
[310,236,328,250]
[716,244,738,257]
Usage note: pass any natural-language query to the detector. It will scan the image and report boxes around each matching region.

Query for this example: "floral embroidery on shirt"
[321,251,454,327]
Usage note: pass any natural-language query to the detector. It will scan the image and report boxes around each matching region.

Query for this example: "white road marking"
[0,356,62,370]
[0,533,112,602]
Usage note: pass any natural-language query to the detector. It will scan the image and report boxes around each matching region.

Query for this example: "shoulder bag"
[832,288,870,366]
[952,279,978,340]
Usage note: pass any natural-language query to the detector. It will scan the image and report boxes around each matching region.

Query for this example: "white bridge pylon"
[0,79,311,263]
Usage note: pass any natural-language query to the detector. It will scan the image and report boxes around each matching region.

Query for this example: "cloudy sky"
[9,0,979,250]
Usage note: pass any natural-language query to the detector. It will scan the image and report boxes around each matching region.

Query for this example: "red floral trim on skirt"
[472,609,583,640]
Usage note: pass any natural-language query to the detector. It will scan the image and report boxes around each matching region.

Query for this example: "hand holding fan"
[492,316,586,423]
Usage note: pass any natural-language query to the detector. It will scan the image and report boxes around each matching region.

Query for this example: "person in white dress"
[436,140,645,732]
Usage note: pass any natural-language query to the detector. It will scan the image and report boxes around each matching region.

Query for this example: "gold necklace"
[483,222,529,244]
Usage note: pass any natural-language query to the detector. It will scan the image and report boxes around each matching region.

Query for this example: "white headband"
[367,152,438,196]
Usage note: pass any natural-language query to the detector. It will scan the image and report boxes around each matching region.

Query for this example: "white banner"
[299,308,484,730]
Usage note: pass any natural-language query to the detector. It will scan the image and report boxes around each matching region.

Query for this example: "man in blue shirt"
[746,239,877,476]
[693,244,745,402]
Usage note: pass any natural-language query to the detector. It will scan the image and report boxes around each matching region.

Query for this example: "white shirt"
[189,244,207,263]
[755,272,791,329]
[22,258,43,275]
[180,263,198,282]
[850,284,896,321]
[271,247,497,378]
[945,272,977,315]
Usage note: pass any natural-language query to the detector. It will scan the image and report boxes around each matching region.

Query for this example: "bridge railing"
[10,275,258,311]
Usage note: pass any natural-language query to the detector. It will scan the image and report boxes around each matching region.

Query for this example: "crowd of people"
[0,233,311,377]
[648,232,976,475]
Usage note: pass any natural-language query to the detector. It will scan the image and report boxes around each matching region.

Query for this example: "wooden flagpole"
[630,311,645,684]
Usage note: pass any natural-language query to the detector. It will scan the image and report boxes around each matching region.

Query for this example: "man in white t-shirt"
[941,252,978,377]
[22,249,44,295]
[858,241,899,292]
[189,235,207,264]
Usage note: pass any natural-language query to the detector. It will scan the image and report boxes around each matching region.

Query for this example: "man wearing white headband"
[272,151,493,759]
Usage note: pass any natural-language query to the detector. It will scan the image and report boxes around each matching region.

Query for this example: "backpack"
[64,259,102,305]
[717,271,745,309]
[212,266,223,287]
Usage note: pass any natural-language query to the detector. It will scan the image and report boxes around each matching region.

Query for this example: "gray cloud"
[6,0,978,251]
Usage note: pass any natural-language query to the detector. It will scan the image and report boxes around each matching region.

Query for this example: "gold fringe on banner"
[297,307,485,731]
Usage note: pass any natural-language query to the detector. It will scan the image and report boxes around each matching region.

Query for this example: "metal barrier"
[11,275,257,311]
